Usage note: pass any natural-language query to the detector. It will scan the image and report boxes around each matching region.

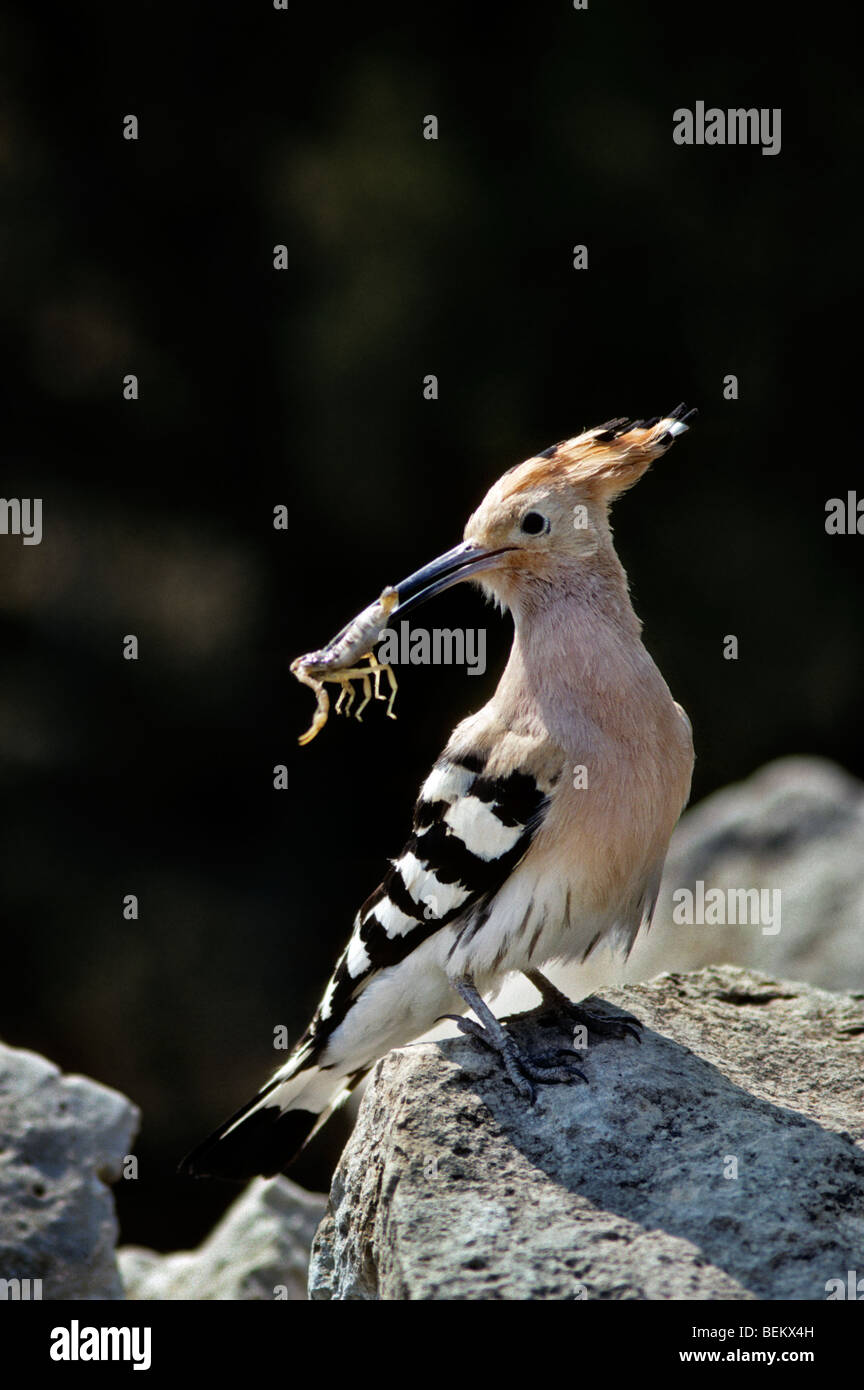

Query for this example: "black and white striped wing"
[306,751,554,1051]
[180,749,557,1180]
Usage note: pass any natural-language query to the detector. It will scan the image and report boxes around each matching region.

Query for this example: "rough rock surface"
[309,966,864,1300]
[120,1176,326,1300]
[576,757,864,996]
[0,1040,140,1300]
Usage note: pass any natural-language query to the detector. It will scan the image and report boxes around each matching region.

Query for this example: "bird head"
[394,406,695,618]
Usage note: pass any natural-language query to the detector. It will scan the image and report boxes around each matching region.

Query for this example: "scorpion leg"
[383,664,398,719]
[369,655,385,701]
[354,671,373,721]
[336,676,356,716]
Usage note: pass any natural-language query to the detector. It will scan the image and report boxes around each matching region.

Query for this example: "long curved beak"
[296,540,512,681]
[392,541,512,618]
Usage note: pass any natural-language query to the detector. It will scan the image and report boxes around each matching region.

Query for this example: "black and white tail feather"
[180,746,552,1179]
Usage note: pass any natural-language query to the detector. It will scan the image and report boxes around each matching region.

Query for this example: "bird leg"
[525,970,642,1045]
[440,975,588,1104]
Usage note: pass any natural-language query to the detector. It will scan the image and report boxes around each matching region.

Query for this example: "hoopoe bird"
[182,407,696,1179]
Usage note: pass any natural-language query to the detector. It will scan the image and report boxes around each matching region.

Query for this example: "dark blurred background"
[0,1,860,1250]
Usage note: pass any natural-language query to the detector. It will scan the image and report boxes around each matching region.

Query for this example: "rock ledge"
[309,966,864,1301]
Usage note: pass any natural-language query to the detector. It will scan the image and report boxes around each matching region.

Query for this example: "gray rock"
[119,1176,326,1300]
[309,966,864,1300]
[577,757,864,996]
[0,1041,140,1300]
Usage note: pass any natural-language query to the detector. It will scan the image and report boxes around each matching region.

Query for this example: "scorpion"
[291,586,400,746]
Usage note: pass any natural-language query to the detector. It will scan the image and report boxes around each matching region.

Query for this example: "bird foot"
[538,997,643,1046]
[526,972,642,1046]
[437,1014,588,1103]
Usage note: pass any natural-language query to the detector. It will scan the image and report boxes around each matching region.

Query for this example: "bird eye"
[520,511,550,536]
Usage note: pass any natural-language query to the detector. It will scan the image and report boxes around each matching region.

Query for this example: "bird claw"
[435,1013,486,1041]
[530,978,643,1045]
[526,1048,589,1083]
[563,1003,643,1045]
[438,1015,588,1100]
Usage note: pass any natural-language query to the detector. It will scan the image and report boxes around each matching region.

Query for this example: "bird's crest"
[503,404,696,505]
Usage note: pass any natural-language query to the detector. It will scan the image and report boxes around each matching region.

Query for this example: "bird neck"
[499,556,672,750]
